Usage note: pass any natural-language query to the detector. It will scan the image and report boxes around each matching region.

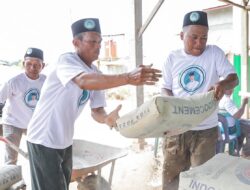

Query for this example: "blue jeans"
[27,142,72,190]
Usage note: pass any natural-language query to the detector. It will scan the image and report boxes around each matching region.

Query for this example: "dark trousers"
[27,142,72,190]
[238,119,250,156]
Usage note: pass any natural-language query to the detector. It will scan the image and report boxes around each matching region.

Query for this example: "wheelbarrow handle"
[0,136,29,160]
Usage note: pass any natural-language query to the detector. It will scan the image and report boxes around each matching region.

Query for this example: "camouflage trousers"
[162,127,218,190]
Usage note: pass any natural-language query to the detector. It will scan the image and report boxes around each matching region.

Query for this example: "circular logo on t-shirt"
[78,90,90,107]
[24,88,40,109]
[179,65,205,94]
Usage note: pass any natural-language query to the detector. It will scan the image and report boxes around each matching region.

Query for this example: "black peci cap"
[24,47,43,61]
[183,11,208,28]
[71,18,101,37]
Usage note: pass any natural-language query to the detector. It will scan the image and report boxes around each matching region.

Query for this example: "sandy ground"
[0,94,164,190]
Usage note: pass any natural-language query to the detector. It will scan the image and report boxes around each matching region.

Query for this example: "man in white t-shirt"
[0,47,45,165]
[161,11,239,190]
[26,18,162,190]
[219,89,250,158]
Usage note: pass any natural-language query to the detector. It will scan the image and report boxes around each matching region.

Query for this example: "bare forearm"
[73,65,161,90]
[233,109,244,119]
[233,102,247,119]
[219,73,239,90]
[91,107,107,123]
[74,73,128,90]
[213,73,239,101]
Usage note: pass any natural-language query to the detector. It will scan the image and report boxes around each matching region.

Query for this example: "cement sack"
[116,91,218,138]
[8,179,26,190]
[0,165,22,190]
[179,153,250,190]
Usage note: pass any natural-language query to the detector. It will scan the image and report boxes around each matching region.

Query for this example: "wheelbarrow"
[71,139,128,190]
[0,134,128,190]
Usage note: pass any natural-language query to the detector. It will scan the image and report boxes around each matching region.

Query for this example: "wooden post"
[129,0,145,150]
[241,0,250,118]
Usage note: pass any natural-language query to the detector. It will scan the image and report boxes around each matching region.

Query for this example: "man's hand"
[127,64,162,86]
[242,97,249,106]
[209,73,239,101]
[209,82,226,101]
[104,104,122,129]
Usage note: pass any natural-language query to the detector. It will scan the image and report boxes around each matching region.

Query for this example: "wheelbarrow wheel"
[77,174,111,190]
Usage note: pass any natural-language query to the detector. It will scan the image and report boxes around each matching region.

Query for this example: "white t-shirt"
[27,52,106,149]
[219,95,238,127]
[161,45,236,130]
[0,73,46,129]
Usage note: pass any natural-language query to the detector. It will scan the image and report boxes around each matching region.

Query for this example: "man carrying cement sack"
[160,10,238,190]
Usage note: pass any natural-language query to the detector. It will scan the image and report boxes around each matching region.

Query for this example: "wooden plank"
[138,0,165,39]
